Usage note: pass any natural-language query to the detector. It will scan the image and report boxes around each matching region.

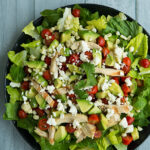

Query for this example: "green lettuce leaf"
[86,15,107,32]
[127,70,144,80]
[41,8,64,27]
[3,102,19,120]
[114,143,127,150]
[8,50,27,66]
[10,64,25,82]
[96,137,110,150]
[139,66,150,75]
[6,73,13,81]
[103,17,142,38]
[23,21,40,40]
[126,33,148,58]
[6,86,22,103]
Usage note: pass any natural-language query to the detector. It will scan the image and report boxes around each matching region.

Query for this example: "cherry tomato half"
[126,116,135,125]
[121,84,131,96]
[45,34,55,46]
[102,47,110,58]
[18,109,27,119]
[53,100,58,108]
[38,118,49,131]
[123,57,131,67]
[94,130,102,139]
[139,59,150,68]
[88,85,98,95]
[122,65,130,74]
[43,70,51,80]
[72,9,80,17]
[97,36,105,47]
[21,81,30,90]
[112,77,119,85]
[68,53,79,64]
[101,98,108,104]
[66,124,76,133]
[24,66,30,75]
[35,108,45,117]
[41,29,52,39]
[44,56,51,66]
[121,97,126,103]
[122,135,133,145]
[85,51,93,60]
[88,114,100,124]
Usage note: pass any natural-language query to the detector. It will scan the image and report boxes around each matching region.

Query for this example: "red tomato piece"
[102,58,106,63]
[97,36,105,47]
[112,77,119,85]
[24,66,30,75]
[88,114,100,124]
[21,81,30,90]
[60,63,68,71]
[53,100,58,108]
[94,130,102,139]
[41,29,52,39]
[123,57,131,67]
[101,98,108,104]
[136,79,144,87]
[35,108,45,117]
[102,47,110,58]
[122,65,130,74]
[139,59,150,68]
[18,109,27,119]
[44,56,51,66]
[122,135,133,145]
[66,124,76,133]
[85,51,93,60]
[72,9,80,17]
[120,76,131,82]
[121,84,131,96]
[126,116,135,125]
[121,97,126,103]
[88,85,98,94]
[68,94,77,104]
[68,53,79,64]
[38,118,49,131]
[77,60,83,67]
[43,70,51,80]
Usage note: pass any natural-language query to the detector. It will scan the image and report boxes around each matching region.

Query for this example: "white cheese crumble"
[114,46,124,64]
[93,55,101,66]
[104,33,112,40]
[80,52,89,62]
[59,70,69,81]
[119,117,128,128]
[69,105,77,115]
[116,31,120,36]
[22,96,28,102]
[68,90,74,95]
[57,101,65,112]
[10,82,21,88]
[92,28,97,33]
[47,116,56,126]
[101,79,111,91]
[125,125,134,133]
[94,100,103,107]
[87,96,93,101]
[33,115,39,120]
[120,35,128,40]
[129,46,134,52]
[138,126,143,131]
[125,78,132,86]
[73,120,81,129]
[123,52,128,58]
[106,109,114,119]
[108,92,116,103]
[47,85,55,94]
[114,63,121,70]
[60,113,65,119]
[58,56,66,63]
[79,41,90,52]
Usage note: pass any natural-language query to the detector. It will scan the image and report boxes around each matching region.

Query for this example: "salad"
[4,4,150,150]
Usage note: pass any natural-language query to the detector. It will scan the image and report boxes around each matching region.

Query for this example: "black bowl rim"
[4,3,150,150]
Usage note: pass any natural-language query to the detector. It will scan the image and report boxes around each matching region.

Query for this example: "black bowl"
[5,3,150,150]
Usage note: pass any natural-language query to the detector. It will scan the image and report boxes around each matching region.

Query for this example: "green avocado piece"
[67,64,82,74]
[26,61,45,69]
[25,87,37,98]
[98,114,108,130]
[78,30,99,42]
[35,75,48,87]
[69,75,79,83]
[105,53,115,66]
[107,41,114,50]
[92,49,102,67]
[30,98,38,108]
[48,39,59,53]
[108,35,117,43]
[97,76,109,90]
[35,94,46,109]
[88,106,101,114]
[54,78,62,89]
[107,130,120,145]
[131,127,139,141]
[109,82,123,96]
[60,48,70,56]
[76,99,93,113]
[96,90,109,99]
[130,79,137,94]
[61,30,71,43]
[52,111,64,117]
[54,126,68,142]
[55,94,67,102]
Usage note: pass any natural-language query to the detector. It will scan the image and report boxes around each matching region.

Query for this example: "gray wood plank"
[85,0,136,19]
[35,0,85,19]
[137,0,150,33]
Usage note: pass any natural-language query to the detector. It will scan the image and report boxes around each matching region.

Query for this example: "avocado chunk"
[78,30,99,42]
[54,78,62,89]
[25,87,37,98]
[49,39,59,53]
[130,79,137,94]
[67,64,82,74]
[61,30,71,43]
[107,130,120,145]
[26,61,46,69]
[92,49,102,67]
[105,53,115,66]
[96,90,109,99]
[97,76,109,90]
[76,99,93,113]
[30,98,38,108]
[88,106,101,114]
[55,94,67,102]
[35,94,46,109]
[109,82,123,96]
[98,114,108,130]
[131,127,139,141]
[54,126,67,142]
[35,75,48,87]
[53,111,64,117]
[69,75,79,83]
[107,41,114,50]
[60,48,70,56]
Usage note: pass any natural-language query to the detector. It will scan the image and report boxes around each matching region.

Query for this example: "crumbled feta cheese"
[93,55,101,66]
[22,96,28,102]
[116,31,120,36]
[47,85,55,94]
[69,105,77,115]
[10,82,21,88]
[60,113,65,119]
[138,126,143,131]
[120,71,124,76]
[125,125,134,133]
[101,79,111,91]
[114,114,120,121]
[58,56,66,63]
[129,46,134,52]
[125,78,132,86]
[57,101,65,112]
[114,63,121,70]
[106,109,114,119]
[33,115,39,120]
[59,70,69,81]
[47,116,56,126]
[80,52,89,62]
[94,100,103,107]
[68,90,74,95]
[120,35,128,40]
[108,92,116,103]
[41,54,46,61]
[116,97,121,105]
[104,33,112,40]
[91,28,97,32]
[79,41,90,52]
[73,120,81,129]
[122,133,127,137]
[114,46,124,64]
[123,52,128,58]
[119,117,128,128]
[87,96,93,101]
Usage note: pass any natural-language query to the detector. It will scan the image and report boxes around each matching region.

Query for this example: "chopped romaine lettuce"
[8,50,27,66]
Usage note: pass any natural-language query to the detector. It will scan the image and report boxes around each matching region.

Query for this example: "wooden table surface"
[0,0,150,149]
